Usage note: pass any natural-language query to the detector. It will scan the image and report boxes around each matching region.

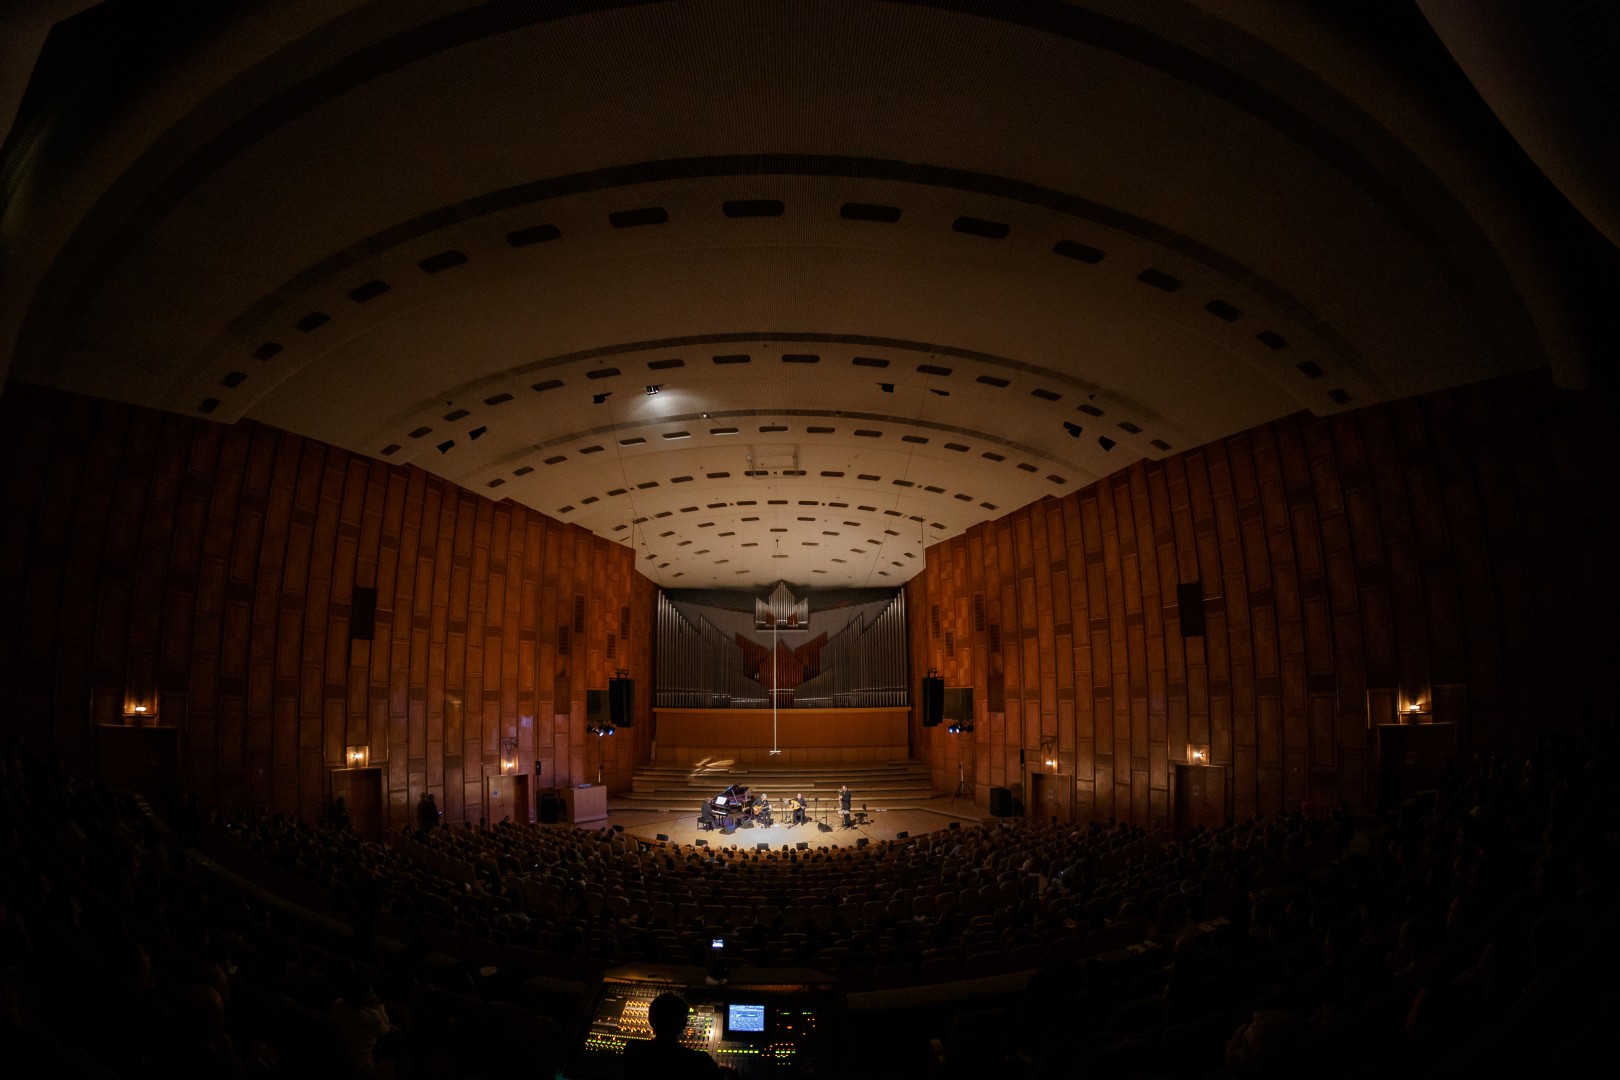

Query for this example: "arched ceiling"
[1,0,1608,589]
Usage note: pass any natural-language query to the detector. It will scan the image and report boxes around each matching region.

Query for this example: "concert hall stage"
[600,793,992,851]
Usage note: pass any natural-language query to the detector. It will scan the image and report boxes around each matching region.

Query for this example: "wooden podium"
[560,784,608,824]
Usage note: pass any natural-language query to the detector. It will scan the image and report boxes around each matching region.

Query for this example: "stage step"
[620,758,940,813]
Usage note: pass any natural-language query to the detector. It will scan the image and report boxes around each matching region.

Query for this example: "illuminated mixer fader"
[564,964,843,1078]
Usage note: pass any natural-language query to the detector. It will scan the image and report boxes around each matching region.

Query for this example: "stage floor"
[601,793,995,850]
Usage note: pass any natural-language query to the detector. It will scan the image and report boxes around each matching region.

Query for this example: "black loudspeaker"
[989,786,1015,817]
[856,838,868,848]
[609,677,635,727]
[796,842,808,850]
[756,842,769,851]
[922,676,945,727]
[696,838,707,847]
[896,831,909,840]
[350,587,377,641]
[948,821,960,830]
[656,833,669,842]
[1177,582,1206,637]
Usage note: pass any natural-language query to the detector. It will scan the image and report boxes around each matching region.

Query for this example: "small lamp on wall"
[500,737,519,774]
[345,744,370,768]
[1040,736,1059,771]
[1187,743,1210,765]
[124,693,158,725]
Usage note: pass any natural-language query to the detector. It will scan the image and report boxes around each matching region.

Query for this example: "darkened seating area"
[5,723,1615,1077]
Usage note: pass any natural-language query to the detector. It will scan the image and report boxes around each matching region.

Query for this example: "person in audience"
[416,792,441,830]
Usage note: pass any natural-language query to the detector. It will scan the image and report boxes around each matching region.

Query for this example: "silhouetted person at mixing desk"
[624,992,721,1079]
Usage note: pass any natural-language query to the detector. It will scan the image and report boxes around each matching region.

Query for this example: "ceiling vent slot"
[506,224,560,247]
[723,199,784,217]
[1053,240,1105,263]
[841,202,901,222]
[609,207,668,227]
[418,250,467,273]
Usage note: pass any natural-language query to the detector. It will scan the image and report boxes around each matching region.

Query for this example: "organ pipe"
[658,590,908,707]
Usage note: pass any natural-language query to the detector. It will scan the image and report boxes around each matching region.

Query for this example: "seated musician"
[755,792,772,827]
[697,799,715,831]
[790,793,806,826]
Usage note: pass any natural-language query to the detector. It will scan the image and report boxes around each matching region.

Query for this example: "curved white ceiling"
[1,0,1605,588]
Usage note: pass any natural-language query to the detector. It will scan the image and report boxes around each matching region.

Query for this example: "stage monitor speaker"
[655,833,668,842]
[948,821,960,830]
[757,842,770,851]
[922,676,945,726]
[856,838,868,848]
[989,786,1015,817]
[896,831,909,840]
[796,842,808,850]
[1177,582,1206,637]
[696,838,707,847]
[609,677,635,727]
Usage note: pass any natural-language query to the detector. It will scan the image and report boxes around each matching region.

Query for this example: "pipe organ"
[655,591,907,708]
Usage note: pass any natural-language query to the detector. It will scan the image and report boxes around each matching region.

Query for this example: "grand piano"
[708,784,756,830]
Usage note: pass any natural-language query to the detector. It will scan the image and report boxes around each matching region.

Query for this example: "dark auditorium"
[1,2,1616,1077]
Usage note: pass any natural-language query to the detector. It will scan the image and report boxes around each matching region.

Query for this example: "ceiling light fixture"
[646,385,660,395]
[593,392,612,404]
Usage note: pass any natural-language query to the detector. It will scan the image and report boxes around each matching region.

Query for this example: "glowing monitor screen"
[727,1003,765,1034]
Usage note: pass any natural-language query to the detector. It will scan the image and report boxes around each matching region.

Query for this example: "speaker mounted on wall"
[609,676,634,727]
[922,675,945,727]
[350,586,377,641]
[1177,582,1207,637]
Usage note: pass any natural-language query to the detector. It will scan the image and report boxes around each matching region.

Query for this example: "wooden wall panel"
[0,385,653,828]
[908,372,1620,825]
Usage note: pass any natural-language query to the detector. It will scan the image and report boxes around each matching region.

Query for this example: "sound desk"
[564,964,843,1078]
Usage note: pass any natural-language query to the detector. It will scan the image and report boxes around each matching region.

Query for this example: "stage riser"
[652,707,908,754]
[653,744,909,765]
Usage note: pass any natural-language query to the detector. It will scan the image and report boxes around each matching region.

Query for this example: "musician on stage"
[839,784,852,828]
[756,792,773,827]
[790,793,806,826]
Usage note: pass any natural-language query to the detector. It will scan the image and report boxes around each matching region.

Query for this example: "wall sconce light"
[500,737,519,773]
[1187,743,1210,765]
[345,744,370,768]
[1040,736,1059,771]
[124,694,158,724]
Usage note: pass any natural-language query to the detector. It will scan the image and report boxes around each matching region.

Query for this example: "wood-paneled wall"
[907,373,1620,822]
[0,384,654,827]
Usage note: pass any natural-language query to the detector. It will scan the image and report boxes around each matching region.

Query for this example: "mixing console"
[564,964,842,1079]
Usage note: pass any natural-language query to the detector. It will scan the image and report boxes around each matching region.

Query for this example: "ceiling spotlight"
[646,385,661,395]
[436,439,455,454]
[468,426,486,440]
[592,392,612,404]
[1063,421,1083,438]
[1098,435,1116,451]
[929,388,949,397]
[879,383,894,393]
